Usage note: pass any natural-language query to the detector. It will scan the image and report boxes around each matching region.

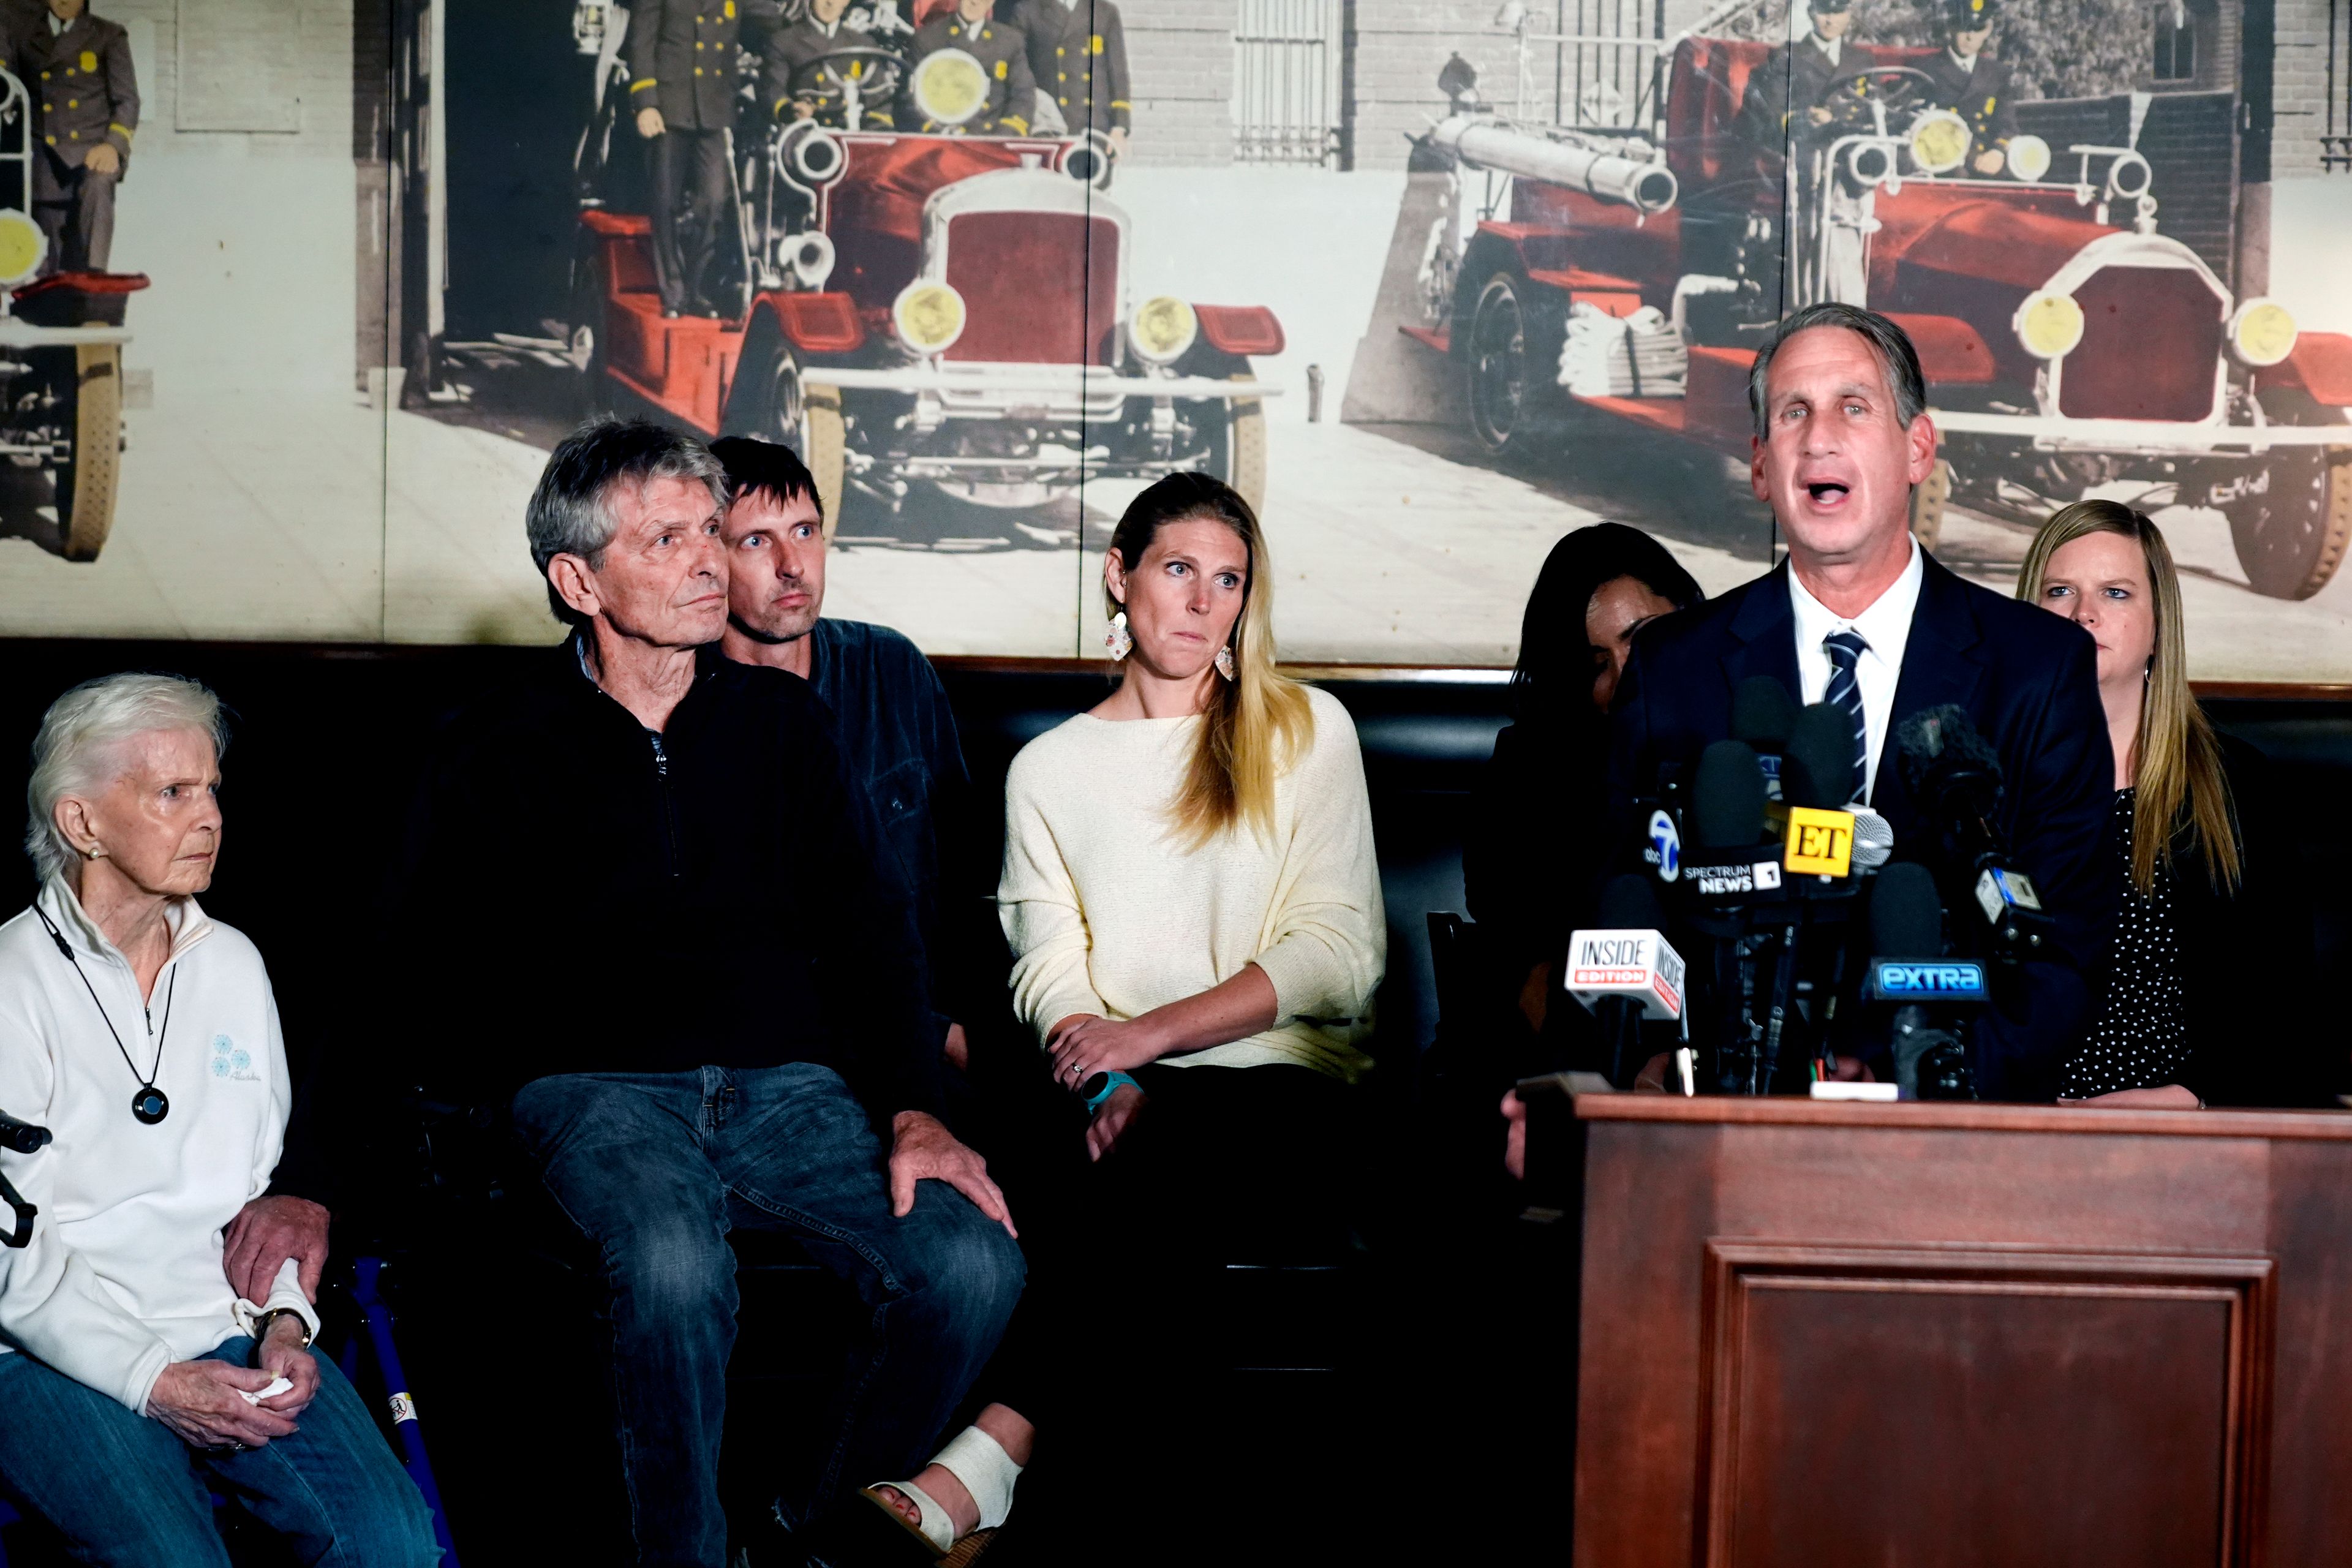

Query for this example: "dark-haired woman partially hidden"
[1465,524,1703,1039]
[2019,500,2324,1107]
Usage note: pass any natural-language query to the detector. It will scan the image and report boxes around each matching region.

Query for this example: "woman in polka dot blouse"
[2018,500,2326,1107]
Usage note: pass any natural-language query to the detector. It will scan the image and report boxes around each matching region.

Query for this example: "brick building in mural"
[1120,0,2348,179]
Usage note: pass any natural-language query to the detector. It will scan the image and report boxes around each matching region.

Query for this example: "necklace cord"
[34,907,175,1092]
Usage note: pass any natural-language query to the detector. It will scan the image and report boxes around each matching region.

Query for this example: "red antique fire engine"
[571,41,1284,529]
[1409,37,2352,598]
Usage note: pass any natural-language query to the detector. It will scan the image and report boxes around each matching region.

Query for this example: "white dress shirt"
[1788,535,1924,802]
[1812,31,1844,66]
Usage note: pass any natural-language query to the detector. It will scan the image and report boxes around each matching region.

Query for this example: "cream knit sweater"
[999,685,1385,1082]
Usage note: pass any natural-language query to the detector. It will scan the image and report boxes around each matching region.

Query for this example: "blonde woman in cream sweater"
[843,474,1385,1561]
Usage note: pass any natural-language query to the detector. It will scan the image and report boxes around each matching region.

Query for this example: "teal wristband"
[1082,1070,1139,1113]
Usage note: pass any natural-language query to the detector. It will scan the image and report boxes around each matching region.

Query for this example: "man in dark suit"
[1735,0,1855,154]
[1917,0,2019,176]
[625,0,742,317]
[15,0,138,273]
[1607,303,2113,1099]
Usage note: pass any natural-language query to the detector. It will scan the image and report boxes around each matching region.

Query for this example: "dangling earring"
[1215,644,1237,682]
[1105,611,1133,660]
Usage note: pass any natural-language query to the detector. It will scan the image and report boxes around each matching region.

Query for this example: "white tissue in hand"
[241,1376,295,1405]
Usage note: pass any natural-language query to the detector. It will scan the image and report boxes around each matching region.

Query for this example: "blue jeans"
[0,1336,439,1567]
[510,1063,1025,1568]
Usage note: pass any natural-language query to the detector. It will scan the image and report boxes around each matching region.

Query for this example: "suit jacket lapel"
[1874,551,1988,816]
[1725,559,1804,710]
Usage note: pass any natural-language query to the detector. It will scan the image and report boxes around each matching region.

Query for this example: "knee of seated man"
[900,1201,1026,1332]
[603,1210,735,1316]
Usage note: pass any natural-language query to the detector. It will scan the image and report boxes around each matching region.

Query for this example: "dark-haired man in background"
[1605,303,2113,1099]
[711,435,987,1077]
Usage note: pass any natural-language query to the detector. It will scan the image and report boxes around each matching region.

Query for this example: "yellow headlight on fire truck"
[2015,290,2084,360]
[1129,296,1198,365]
[1907,111,1970,176]
[0,210,47,289]
[2229,298,2298,368]
[912,48,989,127]
[2005,134,2053,183]
[893,280,967,355]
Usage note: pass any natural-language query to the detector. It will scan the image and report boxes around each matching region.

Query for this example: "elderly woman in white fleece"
[0,673,436,1567]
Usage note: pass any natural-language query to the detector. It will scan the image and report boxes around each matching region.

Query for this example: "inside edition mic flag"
[1568,872,1686,1085]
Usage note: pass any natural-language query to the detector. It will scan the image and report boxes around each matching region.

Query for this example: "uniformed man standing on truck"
[906,0,1033,135]
[14,0,138,274]
[1006,0,1130,154]
[1918,0,2019,175]
[627,0,742,318]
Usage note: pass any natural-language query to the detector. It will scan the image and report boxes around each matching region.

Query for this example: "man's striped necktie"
[1822,629,1869,796]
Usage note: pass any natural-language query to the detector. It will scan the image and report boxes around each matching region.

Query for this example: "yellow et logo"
[1782,807,1855,877]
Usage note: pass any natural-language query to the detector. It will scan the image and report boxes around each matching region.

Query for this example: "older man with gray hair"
[352,419,1025,1566]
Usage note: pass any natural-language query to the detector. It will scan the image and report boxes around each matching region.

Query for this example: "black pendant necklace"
[36,908,178,1126]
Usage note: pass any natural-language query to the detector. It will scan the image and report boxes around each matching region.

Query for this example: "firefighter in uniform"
[1735,0,1855,156]
[906,0,1033,135]
[627,0,743,317]
[764,0,896,128]
[1918,0,2019,175]
[14,0,138,274]
[1007,0,1130,153]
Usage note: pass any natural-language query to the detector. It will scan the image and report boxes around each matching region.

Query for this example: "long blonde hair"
[2016,500,2240,895]
[1105,474,1314,846]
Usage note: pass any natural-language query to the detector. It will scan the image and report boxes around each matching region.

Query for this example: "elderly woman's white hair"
[24,673,228,881]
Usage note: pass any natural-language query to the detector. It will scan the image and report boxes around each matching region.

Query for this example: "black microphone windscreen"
[1692,739,1768,849]
[1783,702,1860,809]
[1732,676,1800,751]
[1869,862,1945,957]
[1894,703,2000,797]
[1599,871,1664,930]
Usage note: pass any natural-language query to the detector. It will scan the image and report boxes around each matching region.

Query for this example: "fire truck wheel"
[1466,270,1542,456]
[58,344,123,563]
[1907,458,1951,553]
[2228,447,2352,601]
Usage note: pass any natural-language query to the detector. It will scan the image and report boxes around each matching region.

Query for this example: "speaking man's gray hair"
[25,673,228,881]
[1746,301,1929,440]
[526,418,729,629]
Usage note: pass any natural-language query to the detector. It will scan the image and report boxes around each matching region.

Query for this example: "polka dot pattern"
[2062,790,2188,1098]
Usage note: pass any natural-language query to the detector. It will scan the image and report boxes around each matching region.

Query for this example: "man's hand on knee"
[889,1111,1017,1238]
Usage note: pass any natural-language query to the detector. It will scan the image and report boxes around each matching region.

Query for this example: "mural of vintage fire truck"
[0,63,141,562]
[568,12,1284,529]
[1408,35,2352,599]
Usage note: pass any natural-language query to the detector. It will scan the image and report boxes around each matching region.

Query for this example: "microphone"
[0,1110,50,1156]
[1566,873,1687,1087]
[1893,704,2056,959]
[1845,803,1894,870]
[1863,862,1982,1098]
[1732,676,1798,801]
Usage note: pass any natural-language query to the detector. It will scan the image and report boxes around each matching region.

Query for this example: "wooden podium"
[1569,1095,2352,1567]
